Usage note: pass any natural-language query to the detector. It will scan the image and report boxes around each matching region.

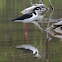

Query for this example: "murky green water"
[0,0,62,62]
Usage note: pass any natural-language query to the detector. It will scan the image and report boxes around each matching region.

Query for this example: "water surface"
[0,0,62,62]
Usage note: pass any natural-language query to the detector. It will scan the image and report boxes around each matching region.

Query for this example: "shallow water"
[0,0,62,62]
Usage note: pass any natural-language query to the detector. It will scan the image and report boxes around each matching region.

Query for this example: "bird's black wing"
[12,13,32,21]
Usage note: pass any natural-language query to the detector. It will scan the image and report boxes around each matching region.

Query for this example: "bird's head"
[39,5,49,16]
[33,7,41,15]
[33,6,48,15]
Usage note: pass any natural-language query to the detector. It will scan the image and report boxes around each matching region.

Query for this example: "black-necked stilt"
[12,7,42,42]
[12,7,41,23]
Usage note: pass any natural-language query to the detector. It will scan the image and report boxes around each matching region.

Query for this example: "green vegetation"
[0,51,6,62]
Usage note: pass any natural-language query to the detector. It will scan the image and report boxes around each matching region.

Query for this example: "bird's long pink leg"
[25,23,28,44]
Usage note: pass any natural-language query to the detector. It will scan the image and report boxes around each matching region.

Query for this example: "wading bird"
[12,7,48,43]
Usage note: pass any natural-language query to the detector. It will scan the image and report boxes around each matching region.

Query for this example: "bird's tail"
[11,19,23,22]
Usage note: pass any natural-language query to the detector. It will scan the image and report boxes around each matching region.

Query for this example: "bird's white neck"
[34,10,39,15]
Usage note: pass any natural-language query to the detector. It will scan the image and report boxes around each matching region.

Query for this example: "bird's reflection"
[15,44,41,59]
[46,21,62,39]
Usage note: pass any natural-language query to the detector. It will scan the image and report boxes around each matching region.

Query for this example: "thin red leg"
[25,23,28,44]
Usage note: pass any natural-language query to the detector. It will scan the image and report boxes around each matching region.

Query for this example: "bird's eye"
[33,7,41,11]
[37,8,39,10]
[37,8,41,10]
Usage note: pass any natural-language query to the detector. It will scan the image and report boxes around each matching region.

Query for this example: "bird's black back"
[12,13,32,21]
